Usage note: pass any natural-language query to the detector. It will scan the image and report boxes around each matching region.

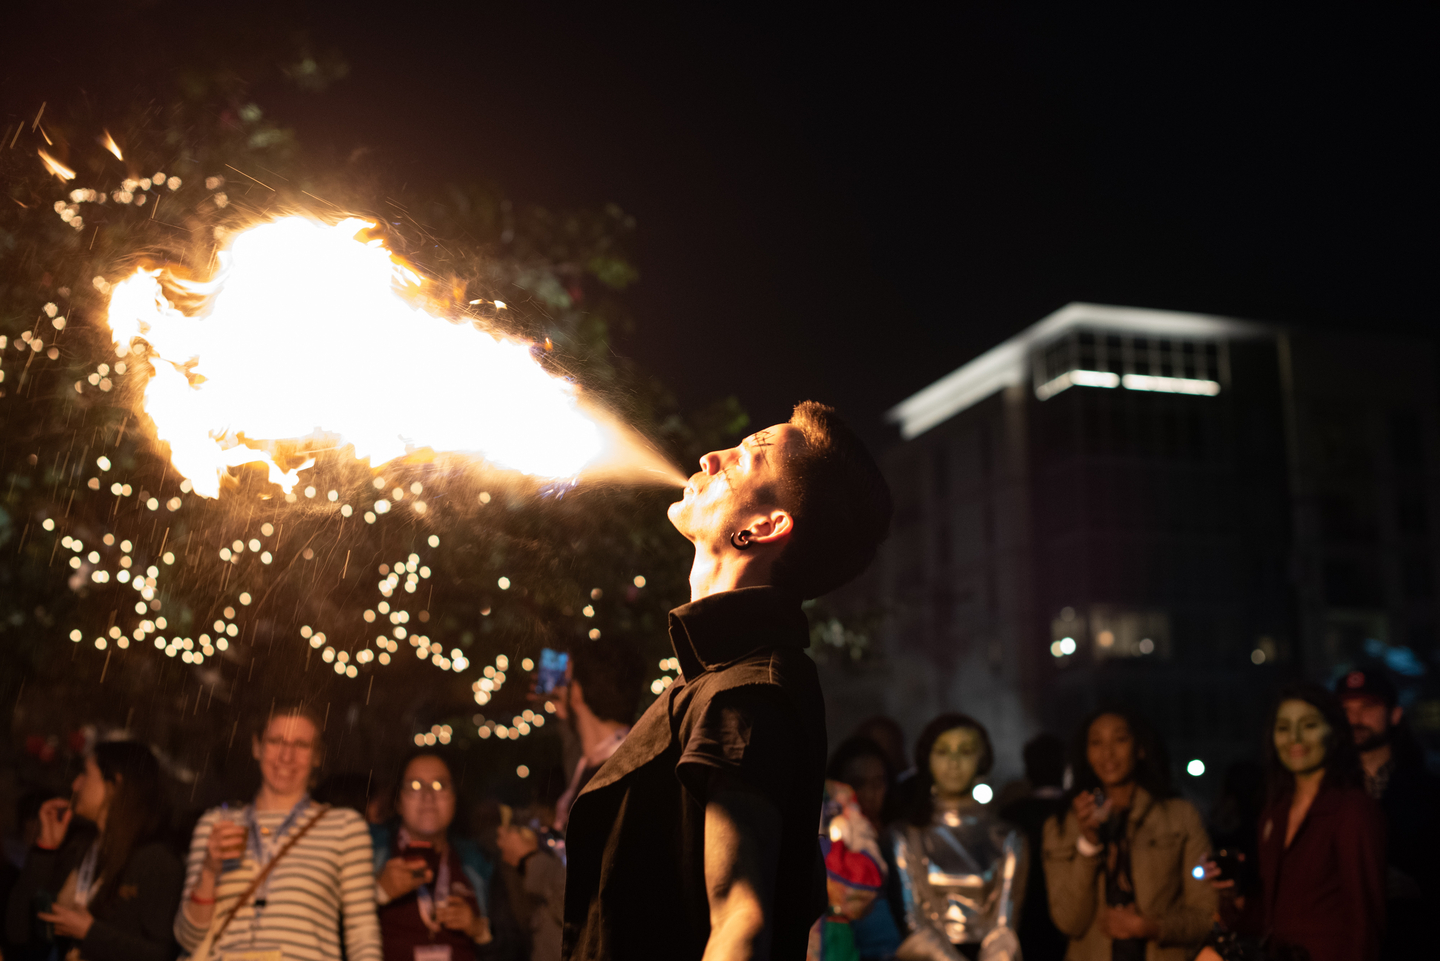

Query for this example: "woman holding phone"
[372,749,493,961]
[4,740,182,961]
[174,703,382,961]
[1197,682,1386,961]
[1043,708,1214,961]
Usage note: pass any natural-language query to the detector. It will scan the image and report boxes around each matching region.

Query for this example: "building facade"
[820,303,1440,791]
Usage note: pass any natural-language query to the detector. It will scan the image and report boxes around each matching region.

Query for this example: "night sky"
[5,4,1435,443]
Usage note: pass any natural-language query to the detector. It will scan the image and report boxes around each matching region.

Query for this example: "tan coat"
[1042,787,1215,961]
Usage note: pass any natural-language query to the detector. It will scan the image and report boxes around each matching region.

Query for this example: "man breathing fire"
[562,401,892,961]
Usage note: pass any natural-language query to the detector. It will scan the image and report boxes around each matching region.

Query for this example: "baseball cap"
[1335,667,1397,707]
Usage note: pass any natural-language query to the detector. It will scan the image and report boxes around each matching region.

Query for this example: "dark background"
[4,3,1435,437]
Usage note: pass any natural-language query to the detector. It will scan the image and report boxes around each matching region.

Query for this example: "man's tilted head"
[669,400,891,599]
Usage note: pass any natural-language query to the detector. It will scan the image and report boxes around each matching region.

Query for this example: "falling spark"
[38,150,75,182]
[99,130,123,160]
[104,215,681,496]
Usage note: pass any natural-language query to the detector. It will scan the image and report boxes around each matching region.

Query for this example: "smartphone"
[535,648,569,695]
[1213,848,1244,883]
[32,891,55,941]
[400,843,442,879]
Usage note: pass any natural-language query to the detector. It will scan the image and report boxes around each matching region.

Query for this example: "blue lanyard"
[244,795,310,906]
[73,842,101,907]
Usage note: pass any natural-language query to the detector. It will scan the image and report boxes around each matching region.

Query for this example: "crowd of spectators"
[0,660,1433,961]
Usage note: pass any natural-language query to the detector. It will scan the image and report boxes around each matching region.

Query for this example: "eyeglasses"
[262,735,316,753]
[402,780,453,796]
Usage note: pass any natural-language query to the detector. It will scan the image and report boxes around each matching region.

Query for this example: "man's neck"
[254,786,308,812]
[688,545,772,601]
[1361,743,1392,778]
[574,706,628,761]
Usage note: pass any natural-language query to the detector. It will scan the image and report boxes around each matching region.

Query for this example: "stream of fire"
[103,215,681,497]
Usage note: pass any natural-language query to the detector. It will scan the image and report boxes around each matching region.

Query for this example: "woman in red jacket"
[1255,681,1386,961]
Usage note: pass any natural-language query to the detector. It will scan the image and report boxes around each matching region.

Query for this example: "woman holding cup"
[174,703,382,961]
[4,740,182,960]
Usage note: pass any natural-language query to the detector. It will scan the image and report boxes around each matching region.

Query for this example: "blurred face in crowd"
[496,823,539,868]
[668,425,803,550]
[840,754,888,825]
[398,755,456,840]
[252,713,320,797]
[1086,713,1138,788]
[1341,695,1400,753]
[930,727,984,798]
[71,754,115,827]
[1274,699,1331,776]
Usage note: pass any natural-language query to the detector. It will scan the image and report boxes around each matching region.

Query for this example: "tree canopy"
[0,41,751,807]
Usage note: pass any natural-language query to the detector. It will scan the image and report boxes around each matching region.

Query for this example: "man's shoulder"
[703,643,819,694]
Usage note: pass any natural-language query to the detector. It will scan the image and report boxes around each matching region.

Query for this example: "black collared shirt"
[562,586,828,961]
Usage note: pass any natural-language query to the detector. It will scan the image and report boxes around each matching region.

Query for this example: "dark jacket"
[1374,756,1439,960]
[5,830,183,961]
[1000,791,1068,961]
[1257,781,1386,961]
[562,586,828,961]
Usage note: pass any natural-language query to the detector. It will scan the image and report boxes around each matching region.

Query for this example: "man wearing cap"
[1336,667,1439,959]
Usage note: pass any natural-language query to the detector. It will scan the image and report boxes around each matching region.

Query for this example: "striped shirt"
[175,801,382,961]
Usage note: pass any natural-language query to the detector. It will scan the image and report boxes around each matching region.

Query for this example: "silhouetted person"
[1000,733,1068,961]
[1335,667,1437,960]
[549,640,644,834]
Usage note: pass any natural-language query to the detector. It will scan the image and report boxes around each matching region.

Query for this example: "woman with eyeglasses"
[174,703,382,961]
[372,750,494,961]
[5,740,182,961]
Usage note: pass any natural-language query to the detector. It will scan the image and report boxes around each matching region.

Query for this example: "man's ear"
[252,735,262,763]
[747,509,794,547]
[1391,705,1404,727]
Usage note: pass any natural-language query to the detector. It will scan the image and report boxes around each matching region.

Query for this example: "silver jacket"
[891,801,1027,961]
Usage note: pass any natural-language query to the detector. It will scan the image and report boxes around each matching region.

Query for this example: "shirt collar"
[668,586,810,677]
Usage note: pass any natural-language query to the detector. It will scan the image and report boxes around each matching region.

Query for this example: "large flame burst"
[104,216,618,497]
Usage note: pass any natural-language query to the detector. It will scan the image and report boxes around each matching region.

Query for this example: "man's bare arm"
[702,771,782,961]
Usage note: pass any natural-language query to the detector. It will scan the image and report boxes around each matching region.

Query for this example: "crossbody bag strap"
[209,803,333,946]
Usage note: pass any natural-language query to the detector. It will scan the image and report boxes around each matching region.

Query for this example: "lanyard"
[73,842,101,908]
[398,828,451,933]
[244,795,310,907]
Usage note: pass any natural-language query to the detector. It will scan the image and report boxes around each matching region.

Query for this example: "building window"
[1034,329,1226,400]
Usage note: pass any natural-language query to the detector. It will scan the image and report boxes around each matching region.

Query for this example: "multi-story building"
[819,303,1440,791]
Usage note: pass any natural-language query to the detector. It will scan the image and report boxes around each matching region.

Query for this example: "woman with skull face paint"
[1249,682,1385,961]
[890,713,1026,961]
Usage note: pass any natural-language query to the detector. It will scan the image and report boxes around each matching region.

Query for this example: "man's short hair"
[770,401,892,600]
[570,639,645,725]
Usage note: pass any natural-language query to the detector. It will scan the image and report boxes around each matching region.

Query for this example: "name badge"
[414,946,453,961]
